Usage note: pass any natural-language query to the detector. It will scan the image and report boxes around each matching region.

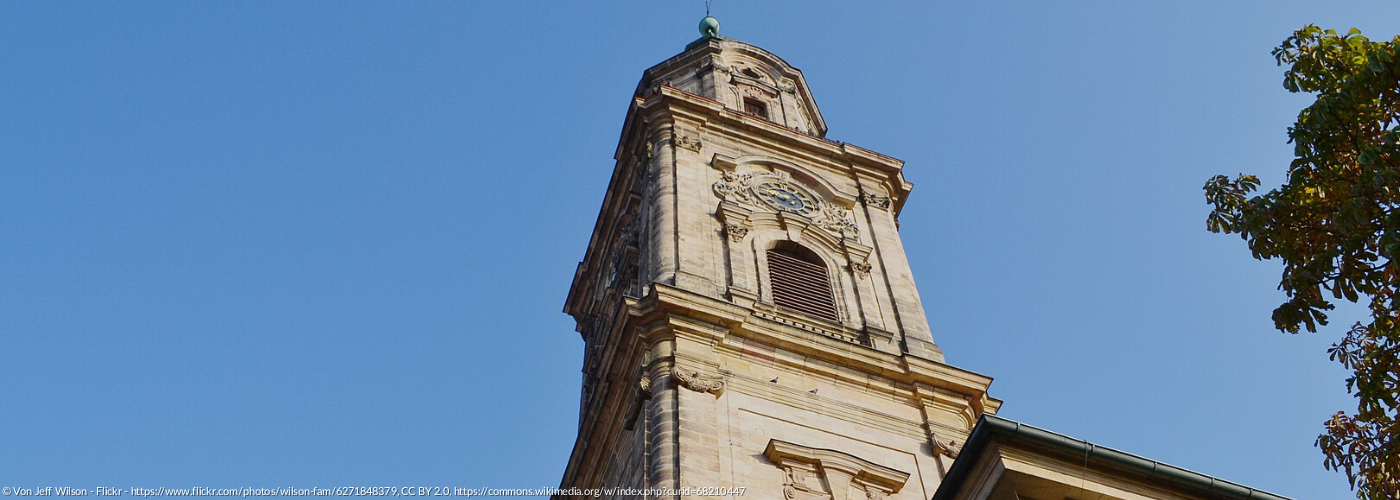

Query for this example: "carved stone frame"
[763,439,910,500]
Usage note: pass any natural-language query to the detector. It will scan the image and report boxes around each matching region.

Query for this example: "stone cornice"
[727,371,926,441]
[635,87,913,208]
[636,38,828,136]
[640,284,1000,420]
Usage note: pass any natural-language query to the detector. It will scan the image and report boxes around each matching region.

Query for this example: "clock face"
[755,182,818,215]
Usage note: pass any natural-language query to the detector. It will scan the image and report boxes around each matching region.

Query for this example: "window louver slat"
[767,248,839,323]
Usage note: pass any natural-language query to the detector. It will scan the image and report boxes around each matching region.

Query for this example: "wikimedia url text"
[2,487,748,498]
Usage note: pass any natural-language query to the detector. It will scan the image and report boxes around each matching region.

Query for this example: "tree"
[1204,25,1400,499]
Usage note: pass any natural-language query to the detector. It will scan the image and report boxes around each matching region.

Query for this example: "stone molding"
[764,439,909,500]
[727,374,927,441]
[676,134,703,152]
[642,283,1001,417]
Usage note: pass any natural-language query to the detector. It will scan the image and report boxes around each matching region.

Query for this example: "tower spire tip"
[699,16,720,38]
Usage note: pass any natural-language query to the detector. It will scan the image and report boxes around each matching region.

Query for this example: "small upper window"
[743,98,769,119]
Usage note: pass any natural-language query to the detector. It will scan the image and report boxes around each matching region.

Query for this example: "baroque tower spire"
[558,19,999,497]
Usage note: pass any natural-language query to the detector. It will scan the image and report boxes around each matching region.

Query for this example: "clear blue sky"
[2,2,1397,498]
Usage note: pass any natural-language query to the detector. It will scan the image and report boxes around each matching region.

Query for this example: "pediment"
[764,439,910,500]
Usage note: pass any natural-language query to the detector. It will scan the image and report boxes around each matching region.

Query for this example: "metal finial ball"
[699,16,720,38]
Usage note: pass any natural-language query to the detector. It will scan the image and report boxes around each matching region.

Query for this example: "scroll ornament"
[850,260,872,279]
[815,203,859,237]
[932,433,962,458]
[782,467,814,500]
[712,170,757,204]
[673,368,725,395]
[712,170,859,239]
[860,193,892,210]
[724,222,751,243]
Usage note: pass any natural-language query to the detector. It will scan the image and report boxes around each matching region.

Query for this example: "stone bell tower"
[559,17,1000,499]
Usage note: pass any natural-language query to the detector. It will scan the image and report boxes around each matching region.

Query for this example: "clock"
[755,182,818,215]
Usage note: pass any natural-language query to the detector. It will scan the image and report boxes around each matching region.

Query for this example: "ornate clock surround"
[710,159,859,240]
[710,154,890,348]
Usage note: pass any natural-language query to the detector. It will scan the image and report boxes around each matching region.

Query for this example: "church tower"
[560,18,1000,499]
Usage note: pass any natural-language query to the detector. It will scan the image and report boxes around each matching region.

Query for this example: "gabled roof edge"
[931,415,1294,500]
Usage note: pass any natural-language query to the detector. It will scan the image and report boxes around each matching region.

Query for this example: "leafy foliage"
[1205,25,1400,499]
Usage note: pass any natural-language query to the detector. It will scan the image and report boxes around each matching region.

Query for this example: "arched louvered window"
[767,243,839,323]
